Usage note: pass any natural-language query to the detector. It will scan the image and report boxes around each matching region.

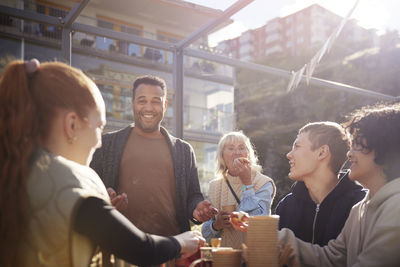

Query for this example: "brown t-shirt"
[118,129,180,236]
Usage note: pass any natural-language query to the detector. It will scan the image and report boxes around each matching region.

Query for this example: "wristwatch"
[241,184,254,192]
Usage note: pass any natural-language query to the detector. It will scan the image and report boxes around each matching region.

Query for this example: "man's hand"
[107,187,128,212]
[192,200,218,222]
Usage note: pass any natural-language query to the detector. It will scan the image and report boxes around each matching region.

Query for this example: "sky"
[185,0,400,47]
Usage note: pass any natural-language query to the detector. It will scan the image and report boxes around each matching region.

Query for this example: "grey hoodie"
[279,177,400,267]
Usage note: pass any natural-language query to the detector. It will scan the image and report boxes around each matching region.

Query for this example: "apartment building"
[217,4,376,62]
[0,0,235,190]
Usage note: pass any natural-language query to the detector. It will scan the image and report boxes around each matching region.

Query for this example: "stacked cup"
[211,248,242,267]
[246,215,279,267]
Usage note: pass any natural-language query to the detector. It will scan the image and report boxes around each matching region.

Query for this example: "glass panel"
[97,36,115,51]
[182,76,235,134]
[187,140,218,196]
[36,4,45,14]
[97,20,115,51]
[128,43,140,57]
[0,38,22,71]
[24,43,61,62]
[35,4,66,39]
[49,7,67,18]
[72,53,173,131]
[97,84,114,117]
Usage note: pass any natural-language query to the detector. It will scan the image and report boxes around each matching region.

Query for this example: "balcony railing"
[0,1,233,78]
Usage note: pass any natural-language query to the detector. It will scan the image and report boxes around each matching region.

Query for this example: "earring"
[68,136,77,144]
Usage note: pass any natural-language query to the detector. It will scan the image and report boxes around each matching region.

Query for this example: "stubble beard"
[134,114,162,133]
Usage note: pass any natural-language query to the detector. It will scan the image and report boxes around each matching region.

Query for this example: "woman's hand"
[212,210,232,230]
[232,157,252,185]
[174,231,205,256]
[230,212,248,233]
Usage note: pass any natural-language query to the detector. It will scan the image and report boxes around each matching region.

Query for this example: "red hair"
[0,60,97,266]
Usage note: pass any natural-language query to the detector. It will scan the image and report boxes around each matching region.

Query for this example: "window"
[97,83,133,120]
[297,37,304,44]
[297,24,304,32]
[96,16,142,56]
[157,31,183,65]
[36,1,69,39]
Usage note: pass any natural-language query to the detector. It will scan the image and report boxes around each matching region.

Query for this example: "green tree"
[235,33,399,209]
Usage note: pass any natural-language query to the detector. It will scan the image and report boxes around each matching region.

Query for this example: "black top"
[275,171,367,246]
[73,197,181,266]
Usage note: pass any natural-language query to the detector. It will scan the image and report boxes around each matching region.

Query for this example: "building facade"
[0,0,236,192]
[217,4,376,62]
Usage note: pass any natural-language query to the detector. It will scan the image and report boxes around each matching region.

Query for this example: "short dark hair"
[299,121,350,175]
[132,75,167,99]
[345,102,400,182]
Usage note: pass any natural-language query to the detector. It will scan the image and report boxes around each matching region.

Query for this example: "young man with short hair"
[275,122,366,245]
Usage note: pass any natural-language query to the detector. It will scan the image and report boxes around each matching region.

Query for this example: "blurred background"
[1,0,399,209]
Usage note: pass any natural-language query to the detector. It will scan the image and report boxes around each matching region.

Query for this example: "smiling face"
[132,83,166,136]
[286,132,320,181]
[347,141,380,185]
[222,140,249,176]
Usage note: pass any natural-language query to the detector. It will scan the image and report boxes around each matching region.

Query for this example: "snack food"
[231,211,249,223]
[234,157,249,164]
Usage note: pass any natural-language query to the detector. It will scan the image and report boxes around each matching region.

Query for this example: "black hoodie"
[275,170,366,246]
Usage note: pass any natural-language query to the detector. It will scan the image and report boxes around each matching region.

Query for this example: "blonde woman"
[202,131,276,248]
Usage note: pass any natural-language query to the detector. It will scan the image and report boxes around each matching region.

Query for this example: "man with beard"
[91,75,216,266]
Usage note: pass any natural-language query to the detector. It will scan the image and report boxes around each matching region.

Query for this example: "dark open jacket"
[90,124,204,233]
[275,171,367,246]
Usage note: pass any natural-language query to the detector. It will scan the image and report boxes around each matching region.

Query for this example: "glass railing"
[95,83,235,134]
[163,105,235,134]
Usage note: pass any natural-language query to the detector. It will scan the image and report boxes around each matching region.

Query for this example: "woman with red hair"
[0,59,203,267]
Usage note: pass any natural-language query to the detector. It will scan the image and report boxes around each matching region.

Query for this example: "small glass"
[210,237,222,248]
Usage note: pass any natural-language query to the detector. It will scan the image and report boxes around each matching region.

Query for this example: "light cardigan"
[203,169,276,248]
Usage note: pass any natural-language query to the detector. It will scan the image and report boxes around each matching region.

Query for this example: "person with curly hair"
[0,59,204,267]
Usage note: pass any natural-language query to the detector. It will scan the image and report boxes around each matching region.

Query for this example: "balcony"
[0,2,233,78]
[265,33,282,44]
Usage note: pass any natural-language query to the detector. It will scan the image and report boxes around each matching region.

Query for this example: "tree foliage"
[235,31,400,209]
